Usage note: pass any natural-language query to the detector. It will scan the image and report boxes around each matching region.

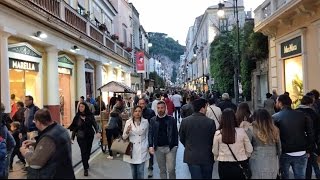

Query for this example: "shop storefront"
[85,62,95,98]
[8,43,43,106]
[58,55,74,127]
[281,36,303,107]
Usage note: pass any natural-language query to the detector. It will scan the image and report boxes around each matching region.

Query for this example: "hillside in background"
[148,32,185,63]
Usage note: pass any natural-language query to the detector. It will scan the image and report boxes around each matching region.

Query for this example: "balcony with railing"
[25,0,132,62]
[254,0,296,29]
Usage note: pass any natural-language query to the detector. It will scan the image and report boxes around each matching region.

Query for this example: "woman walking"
[122,106,149,179]
[68,102,100,176]
[249,109,281,179]
[264,93,275,115]
[236,103,253,138]
[213,108,253,179]
[106,109,122,159]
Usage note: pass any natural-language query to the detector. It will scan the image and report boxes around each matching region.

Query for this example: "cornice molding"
[1,0,132,67]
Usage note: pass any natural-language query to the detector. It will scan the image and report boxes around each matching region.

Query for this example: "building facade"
[254,0,320,107]
[0,0,134,127]
[183,0,245,92]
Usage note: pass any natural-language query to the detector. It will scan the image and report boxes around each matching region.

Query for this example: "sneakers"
[106,155,114,160]
[84,169,88,176]
[116,153,121,157]
[148,169,153,178]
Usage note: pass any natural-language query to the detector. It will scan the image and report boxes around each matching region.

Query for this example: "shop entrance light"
[35,31,47,39]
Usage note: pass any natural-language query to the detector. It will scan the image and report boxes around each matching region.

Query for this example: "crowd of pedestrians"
[2,88,320,179]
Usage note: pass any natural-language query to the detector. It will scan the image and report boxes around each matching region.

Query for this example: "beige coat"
[213,128,253,162]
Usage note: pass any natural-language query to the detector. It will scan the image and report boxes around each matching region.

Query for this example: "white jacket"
[122,118,150,164]
[206,104,222,129]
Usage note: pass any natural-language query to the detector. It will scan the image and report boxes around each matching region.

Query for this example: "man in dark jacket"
[272,94,314,179]
[180,96,195,119]
[296,95,320,179]
[20,109,75,179]
[179,98,216,179]
[149,101,178,179]
[138,98,156,177]
[23,96,39,136]
[217,93,237,112]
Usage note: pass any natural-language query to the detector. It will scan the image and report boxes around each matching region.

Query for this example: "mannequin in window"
[60,92,64,125]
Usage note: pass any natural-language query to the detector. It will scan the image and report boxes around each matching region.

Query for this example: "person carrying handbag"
[122,106,149,179]
[106,109,123,159]
[213,109,253,179]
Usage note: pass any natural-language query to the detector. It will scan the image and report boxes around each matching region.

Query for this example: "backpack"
[0,136,7,178]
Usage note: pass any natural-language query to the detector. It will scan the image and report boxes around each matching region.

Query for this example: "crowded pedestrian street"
[1,0,320,179]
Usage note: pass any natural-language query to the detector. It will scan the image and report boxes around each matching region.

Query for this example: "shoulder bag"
[209,106,220,125]
[110,136,133,158]
[227,144,252,179]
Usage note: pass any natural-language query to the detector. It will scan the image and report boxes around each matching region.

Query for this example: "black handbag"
[227,144,252,179]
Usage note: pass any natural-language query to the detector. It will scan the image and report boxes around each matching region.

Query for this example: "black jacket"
[217,100,237,112]
[179,112,216,165]
[296,106,320,154]
[142,108,155,123]
[68,114,99,140]
[272,107,314,154]
[149,115,178,150]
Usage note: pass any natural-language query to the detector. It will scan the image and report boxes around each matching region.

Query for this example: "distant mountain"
[148,32,185,63]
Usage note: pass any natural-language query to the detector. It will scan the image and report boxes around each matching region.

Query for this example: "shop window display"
[59,73,71,127]
[9,69,39,104]
[284,56,303,108]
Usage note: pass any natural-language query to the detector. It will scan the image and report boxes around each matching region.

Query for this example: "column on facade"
[76,56,86,98]
[46,47,60,123]
[117,68,122,83]
[107,65,113,83]
[95,63,103,96]
[0,31,11,113]
[125,72,131,87]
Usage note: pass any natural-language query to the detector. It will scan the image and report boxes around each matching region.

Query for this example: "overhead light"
[35,31,47,39]
[71,45,80,51]
[217,3,225,17]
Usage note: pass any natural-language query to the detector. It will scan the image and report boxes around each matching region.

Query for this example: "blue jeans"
[130,162,145,179]
[306,153,320,179]
[188,164,213,179]
[5,149,13,178]
[280,153,308,179]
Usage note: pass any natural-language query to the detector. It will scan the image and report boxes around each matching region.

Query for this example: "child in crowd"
[9,121,25,171]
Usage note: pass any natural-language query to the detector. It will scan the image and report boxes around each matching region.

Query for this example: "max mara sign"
[281,36,302,58]
[9,59,39,72]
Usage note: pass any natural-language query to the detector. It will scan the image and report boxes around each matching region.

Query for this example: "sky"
[128,0,265,46]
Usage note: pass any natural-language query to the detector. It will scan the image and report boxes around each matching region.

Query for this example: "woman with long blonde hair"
[249,109,281,179]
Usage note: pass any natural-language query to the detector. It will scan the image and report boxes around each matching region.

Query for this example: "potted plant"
[118,42,125,47]
[83,11,90,20]
[111,34,119,40]
[125,47,133,52]
[99,24,107,32]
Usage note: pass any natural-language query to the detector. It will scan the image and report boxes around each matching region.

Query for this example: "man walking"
[149,101,178,179]
[151,94,161,113]
[20,109,75,179]
[272,94,314,179]
[138,98,156,178]
[171,91,182,123]
[23,96,40,140]
[179,98,216,179]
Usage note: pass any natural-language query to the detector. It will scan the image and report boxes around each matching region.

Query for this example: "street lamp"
[217,0,240,104]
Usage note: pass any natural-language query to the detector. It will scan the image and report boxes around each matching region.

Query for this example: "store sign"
[9,59,39,72]
[136,51,145,73]
[58,67,72,75]
[281,36,302,58]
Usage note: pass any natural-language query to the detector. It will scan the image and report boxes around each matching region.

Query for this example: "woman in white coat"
[122,105,149,179]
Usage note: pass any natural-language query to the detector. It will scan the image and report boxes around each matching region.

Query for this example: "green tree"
[171,66,177,83]
[240,20,268,101]
[149,72,165,88]
[210,33,235,97]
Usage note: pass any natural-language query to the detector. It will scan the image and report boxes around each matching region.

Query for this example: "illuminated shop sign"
[58,67,72,75]
[281,36,302,58]
[9,59,39,72]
